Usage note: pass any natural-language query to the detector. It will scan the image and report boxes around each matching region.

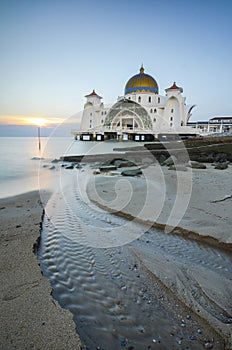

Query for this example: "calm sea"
[0,137,141,199]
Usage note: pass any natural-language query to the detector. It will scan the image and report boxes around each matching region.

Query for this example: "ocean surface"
[0,137,142,199]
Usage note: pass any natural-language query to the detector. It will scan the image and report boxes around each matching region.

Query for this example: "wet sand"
[88,164,232,247]
[0,191,82,350]
[87,164,232,346]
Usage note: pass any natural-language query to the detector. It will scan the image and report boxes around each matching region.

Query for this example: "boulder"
[99,165,117,172]
[188,161,207,169]
[168,165,188,172]
[214,152,228,163]
[121,168,142,176]
[158,154,167,164]
[214,162,228,170]
[113,159,135,168]
[163,155,178,166]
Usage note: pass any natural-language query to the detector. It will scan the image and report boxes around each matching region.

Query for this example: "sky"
[0,0,231,136]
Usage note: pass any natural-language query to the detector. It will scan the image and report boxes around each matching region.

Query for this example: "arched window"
[148,96,151,103]
[153,118,156,122]
[171,108,174,113]
[150,109,153,113]
[170,116,173,121]
[154,108,157,113]
[170,122,172,127]
[138,96,141,103]
[101,119,104,123]
[158,97,160,103]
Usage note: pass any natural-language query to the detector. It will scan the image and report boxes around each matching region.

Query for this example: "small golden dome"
[125,66,159,95]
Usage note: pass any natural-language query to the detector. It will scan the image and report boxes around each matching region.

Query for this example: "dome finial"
[140,64,144,74]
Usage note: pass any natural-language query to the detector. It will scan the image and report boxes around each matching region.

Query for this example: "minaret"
[84,89,102,108]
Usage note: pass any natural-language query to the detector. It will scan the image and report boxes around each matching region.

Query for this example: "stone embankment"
[56,136,232,172]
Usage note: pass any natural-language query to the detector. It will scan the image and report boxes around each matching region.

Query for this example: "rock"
[101,159,114,166]
[121,168,142,176]
[109,171,122,176]
[49,165,56,170]
[163,155,177,166]
[214,152,228,163]
[204,342,213,349]
[65,165,74,169]
[114,159,135,168]
[188,161,206,169]
[214,162,228,170]
[158,154,167,164]
[99,165,117,172]
[168,165,188,172]
[93,170,101,175]
[190,155,215,163]
[31,157,44,160]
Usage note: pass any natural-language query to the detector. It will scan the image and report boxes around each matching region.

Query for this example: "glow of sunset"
[0,115,66,127]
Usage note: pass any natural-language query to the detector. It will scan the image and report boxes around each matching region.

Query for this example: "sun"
[30,118,48,127]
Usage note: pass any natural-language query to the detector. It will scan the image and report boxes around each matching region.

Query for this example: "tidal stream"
[38,169,232,350]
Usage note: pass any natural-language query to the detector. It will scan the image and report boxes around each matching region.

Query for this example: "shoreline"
[89,198,232,252]
[87,165,232,247]
[86,165,232,344]
[0,191,82,350]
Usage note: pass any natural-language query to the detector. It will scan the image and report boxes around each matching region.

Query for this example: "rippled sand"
[38,164,232,349]
[0,191,82,350]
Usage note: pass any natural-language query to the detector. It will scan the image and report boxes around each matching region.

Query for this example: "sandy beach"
[87,164,232,247]
[0,191,82,350]
[1,161,231,349]
[86,163,232,346]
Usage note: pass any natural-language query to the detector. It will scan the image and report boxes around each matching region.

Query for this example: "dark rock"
[121,168,142,176]
[31,157,44,160]
[114,159,135,168]
[214,162,228,170]
[158,154,167,164]
[99,165,117,172]
[65,165,74,169]
[163,155,177,166]
[101,159,114,166]
[214,152,228,163]
[168,165,188,171]
[189,161,207,169]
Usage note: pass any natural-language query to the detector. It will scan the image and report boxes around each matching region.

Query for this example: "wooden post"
[38,126,41,152]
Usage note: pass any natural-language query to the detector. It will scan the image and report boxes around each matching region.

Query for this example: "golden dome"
[125,66,159,95]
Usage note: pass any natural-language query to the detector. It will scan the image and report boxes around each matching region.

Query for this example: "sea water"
[0,137,141,199]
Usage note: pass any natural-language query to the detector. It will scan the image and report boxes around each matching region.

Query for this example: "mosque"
[73,66,197,141]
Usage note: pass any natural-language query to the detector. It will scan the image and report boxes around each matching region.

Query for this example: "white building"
[188,116,232,134]
[73,66,197,141]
